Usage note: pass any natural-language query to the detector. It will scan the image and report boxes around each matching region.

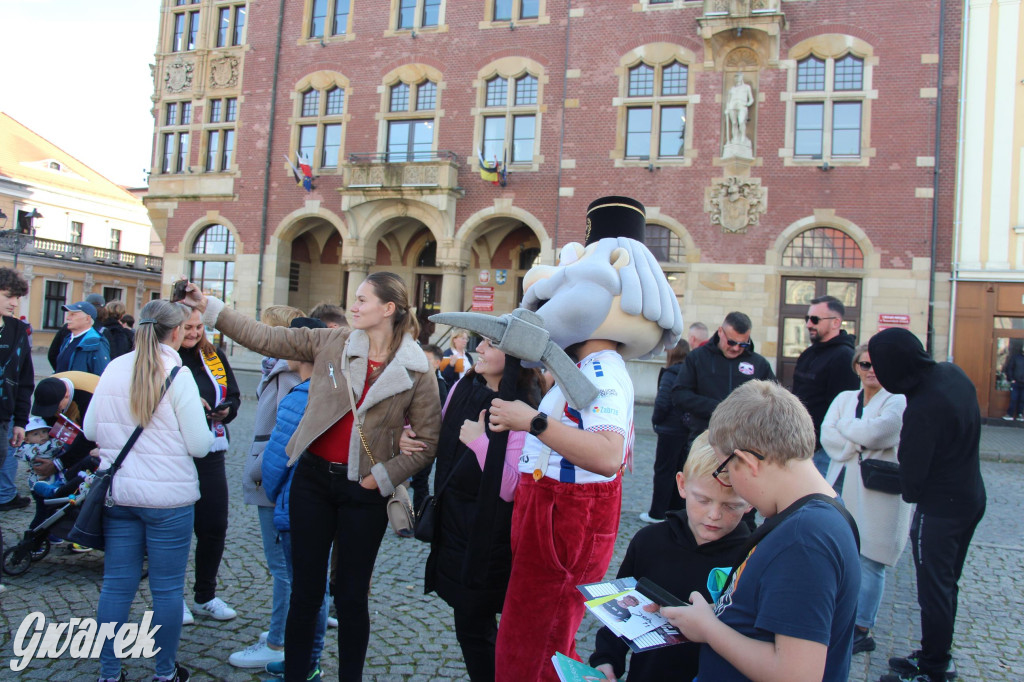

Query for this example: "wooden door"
[777,276,861,389]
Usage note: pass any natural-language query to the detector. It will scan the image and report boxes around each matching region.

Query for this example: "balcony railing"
[342,150,461,192]
[0,235,163,271]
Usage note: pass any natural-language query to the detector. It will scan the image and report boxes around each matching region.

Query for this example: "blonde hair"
[682,431,720,480]
[130,300,189,427]
[449,328,469,348]
[851,343,869,372]
[262,305,304,328]
[708,380,816,464]
[106,300,127,319]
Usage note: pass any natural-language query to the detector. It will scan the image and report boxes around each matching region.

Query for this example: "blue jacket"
[261,379,310,532]
[60,327,111,376]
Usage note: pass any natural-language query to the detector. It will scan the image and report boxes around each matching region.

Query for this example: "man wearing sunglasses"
[792,296,859,478]
[671,312,775,455]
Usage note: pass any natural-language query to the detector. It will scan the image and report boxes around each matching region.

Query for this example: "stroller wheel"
[30,538,51,562]
[2,545,32,576]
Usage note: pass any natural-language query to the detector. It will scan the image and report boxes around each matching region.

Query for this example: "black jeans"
[193,451,228,603]
[453,603,498,682]
[911,505,985,677]
[648,432,688,519]
[286,454,388,682]
[411,459,433,511]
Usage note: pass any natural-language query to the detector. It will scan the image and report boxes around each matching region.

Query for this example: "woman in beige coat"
[821,342,912,657]
[182,272,440,682]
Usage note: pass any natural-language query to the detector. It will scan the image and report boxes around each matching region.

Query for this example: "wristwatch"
[529,411,548,437]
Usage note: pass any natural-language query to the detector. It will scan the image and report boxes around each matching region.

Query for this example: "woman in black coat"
[413,338,541,681]
[642,339,690,523]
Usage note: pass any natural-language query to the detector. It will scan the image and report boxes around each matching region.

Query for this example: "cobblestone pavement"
[1,367,1021,680]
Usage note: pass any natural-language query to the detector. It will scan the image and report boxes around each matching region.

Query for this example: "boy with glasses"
[671,312,775,456]
[662,380,860,682]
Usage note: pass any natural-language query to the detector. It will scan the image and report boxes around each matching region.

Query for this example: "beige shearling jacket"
[202,297,440,497]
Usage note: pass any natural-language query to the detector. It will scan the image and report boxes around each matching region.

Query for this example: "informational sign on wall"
[472,286,494,311]
[878,313,911,331]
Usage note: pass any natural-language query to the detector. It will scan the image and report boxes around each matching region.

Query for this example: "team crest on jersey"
[738,362,754,376]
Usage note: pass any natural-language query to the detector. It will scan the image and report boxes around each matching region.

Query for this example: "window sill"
[297,33,356,46]
[478,17,550,30]
[615,156,694,168]
[383,25,449,38]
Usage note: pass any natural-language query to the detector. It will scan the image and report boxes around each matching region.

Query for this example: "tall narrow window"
[215,4,246,47]
[159,100,192,174]
[205,97,238,171]
[623,59,689,160]
[294,79,347,170]
[43,281,68,330]
[70,221,83,245]
[480,71,540,165]
[110,229,122,252]
[171,6,201,52]
[789,50,869,162]
[385,79,437,162]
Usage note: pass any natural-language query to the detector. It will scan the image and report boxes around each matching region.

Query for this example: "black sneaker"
[853,628,876,654]
[879,674,935,682]
[0,495,30,511]
[153,662,189,682]
[888,651,957,680]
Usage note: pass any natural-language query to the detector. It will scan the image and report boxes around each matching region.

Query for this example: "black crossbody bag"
[854,390,903,495]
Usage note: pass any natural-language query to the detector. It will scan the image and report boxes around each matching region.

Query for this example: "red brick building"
[145,0,960,380]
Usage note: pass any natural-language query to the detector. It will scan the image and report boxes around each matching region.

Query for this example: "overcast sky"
[0,0,161,188]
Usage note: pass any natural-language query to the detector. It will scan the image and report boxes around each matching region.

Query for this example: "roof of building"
[0,112,142,206]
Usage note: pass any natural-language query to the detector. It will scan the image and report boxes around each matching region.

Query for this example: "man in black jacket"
[870,328,985,682]
[0,268,35,511]
[670,311,775,450]
[792,295,859,477]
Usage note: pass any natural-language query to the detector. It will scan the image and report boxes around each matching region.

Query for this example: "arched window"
[781,227,863,269]
[623,59,689,160]
[296,81,347,170]
[481,72,540,165]
[190,224,237,303]
[385,79,438,162]
[646,224,685,263]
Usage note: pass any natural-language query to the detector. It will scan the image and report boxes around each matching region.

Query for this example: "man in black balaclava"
[869,328,986,682]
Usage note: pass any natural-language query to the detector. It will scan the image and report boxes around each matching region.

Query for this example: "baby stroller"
[2,473,93,576]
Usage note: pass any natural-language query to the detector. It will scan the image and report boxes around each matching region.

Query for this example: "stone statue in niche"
[723,73,754,159]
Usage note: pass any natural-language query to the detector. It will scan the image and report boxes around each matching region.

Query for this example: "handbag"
[67,367,180,550]
[852,390,903,495]
[414,446,470,543]
[345,368,415,538]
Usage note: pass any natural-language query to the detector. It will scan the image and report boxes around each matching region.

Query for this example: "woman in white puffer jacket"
[83,299,213,682]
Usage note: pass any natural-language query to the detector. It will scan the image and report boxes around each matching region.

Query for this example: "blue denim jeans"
[279,529,330,667]
[812,447,830,479]
[0,419,20,502]
[1008,383,1024,418]
[97,504,194,679]
[257,505,290,649]
[856,554,887,629]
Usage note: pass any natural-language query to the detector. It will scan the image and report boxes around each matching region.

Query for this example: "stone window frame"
[42,279,69,331]
[612,43,700,168]
[288,72,351,174]
[202,96,239,173]
[384,0,447,36]
[472,58,547,173]
[479,0,549,29]
[634,0,702,10]
[780,34,878,168]
[300,0,355,45]
[377,64,445,161]
[168,1,201,53]
[213,1,247,48]
[158,99,193,174]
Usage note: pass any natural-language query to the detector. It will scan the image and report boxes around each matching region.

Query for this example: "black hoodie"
[792,329,859,448]
[670,331,776,435]
[868,328,986,515]
[589,510,750,681]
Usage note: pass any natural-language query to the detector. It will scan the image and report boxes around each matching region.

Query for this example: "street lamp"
[0,208,42,268]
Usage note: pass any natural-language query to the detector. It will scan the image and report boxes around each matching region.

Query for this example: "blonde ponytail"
[130,300,188,426]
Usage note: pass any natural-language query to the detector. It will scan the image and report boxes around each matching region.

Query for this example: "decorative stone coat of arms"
[165,58,194,94]
[705,176,767,233]
[210,56,239,89]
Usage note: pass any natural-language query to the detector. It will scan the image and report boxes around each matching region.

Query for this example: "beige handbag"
[345,367,415,537]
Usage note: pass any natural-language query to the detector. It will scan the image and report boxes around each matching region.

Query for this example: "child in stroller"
[16,416,68,498]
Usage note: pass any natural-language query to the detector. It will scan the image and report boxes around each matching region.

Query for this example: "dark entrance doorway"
[777,276,861,389]
[416,274,442,345]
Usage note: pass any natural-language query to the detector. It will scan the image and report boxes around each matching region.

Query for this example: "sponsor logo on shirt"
[591,406,620,415]
[738,362,754,376]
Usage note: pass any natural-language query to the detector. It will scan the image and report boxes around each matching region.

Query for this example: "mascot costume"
[431,195,682,681]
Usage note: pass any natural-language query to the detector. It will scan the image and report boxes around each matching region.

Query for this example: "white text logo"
[10,611,161,672]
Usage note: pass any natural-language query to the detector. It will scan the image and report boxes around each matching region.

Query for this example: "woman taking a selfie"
[85,300,213,682]
[180,272,440,681]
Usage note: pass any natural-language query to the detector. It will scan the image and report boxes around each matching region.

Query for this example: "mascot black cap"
[585,196,646,246]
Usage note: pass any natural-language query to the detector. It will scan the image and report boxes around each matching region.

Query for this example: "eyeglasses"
[712,449,766,487]
[857,361,873,370]
[804,315,839,324]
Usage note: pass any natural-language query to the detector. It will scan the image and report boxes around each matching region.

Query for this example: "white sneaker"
[195,596,237,620]
[1003,415,1014,421]
[639,512,665,524]
[228,637,284,668]
[182,602,194,625]
[327,616,338,628]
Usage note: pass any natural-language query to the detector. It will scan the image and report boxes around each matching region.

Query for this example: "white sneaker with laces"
[228,636,284,668]
[195,596,237,620]
[182,602,194,625]
[327,616,338,628]
[638,512,665,524]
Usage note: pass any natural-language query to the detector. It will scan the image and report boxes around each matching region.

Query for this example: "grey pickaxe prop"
[429,308,599,410]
